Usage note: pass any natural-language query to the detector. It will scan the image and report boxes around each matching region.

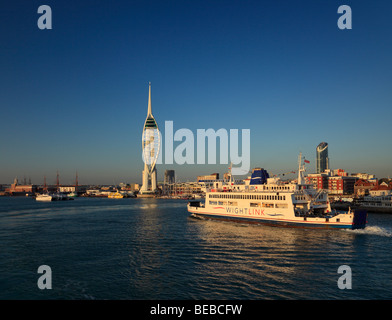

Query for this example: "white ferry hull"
[187,203,367,230]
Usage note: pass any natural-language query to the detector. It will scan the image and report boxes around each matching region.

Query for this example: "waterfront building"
[351,172,376,180]
[306,173,329,190]
[333,169,348,176]
[164,170,175,185]
[306,172,358,195]
[120,183,139,192]
[354,179,377,197]
[197,173,219,182]
[59,185,87,193]
[159,180,203,197]
[327,176,358,195]
[369,183,392,197]
[6,177,37,195]
[139,83,160,197]
[316,142,329,174]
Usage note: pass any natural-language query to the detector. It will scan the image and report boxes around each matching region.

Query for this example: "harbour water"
[1,196,392,300]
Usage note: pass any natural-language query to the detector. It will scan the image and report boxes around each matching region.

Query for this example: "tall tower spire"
[140,82,160,197]
[147,82,152,116]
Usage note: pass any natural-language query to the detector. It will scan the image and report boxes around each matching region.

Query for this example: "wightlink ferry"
[187,154,367,229]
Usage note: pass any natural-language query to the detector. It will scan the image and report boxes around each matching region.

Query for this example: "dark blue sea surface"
[1,196,391,300]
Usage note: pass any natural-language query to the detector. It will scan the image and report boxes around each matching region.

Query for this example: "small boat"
[36,194,53,202]
[35,192,74,201]
[67,192,78,198]
[108,191,124,199]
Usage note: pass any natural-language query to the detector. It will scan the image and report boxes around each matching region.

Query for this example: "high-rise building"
[164,170,175,184]
[140,83,160,196]
[316,142,329,174]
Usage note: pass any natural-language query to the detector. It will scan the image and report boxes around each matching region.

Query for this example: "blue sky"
[1,0,391,185]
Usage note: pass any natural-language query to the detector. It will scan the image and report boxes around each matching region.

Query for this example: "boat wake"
[346,225,392,237]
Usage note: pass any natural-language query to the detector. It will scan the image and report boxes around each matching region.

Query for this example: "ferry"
[187,154,367,229]
[355,194,392,213]
[108,191,125,199]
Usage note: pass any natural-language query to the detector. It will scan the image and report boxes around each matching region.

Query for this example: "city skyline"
[1,1,391,185]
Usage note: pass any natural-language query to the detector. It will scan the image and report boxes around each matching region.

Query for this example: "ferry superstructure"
[187,154,367,229]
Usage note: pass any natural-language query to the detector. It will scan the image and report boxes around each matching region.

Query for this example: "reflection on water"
[1,197,392,299]
[183,218,350,299]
